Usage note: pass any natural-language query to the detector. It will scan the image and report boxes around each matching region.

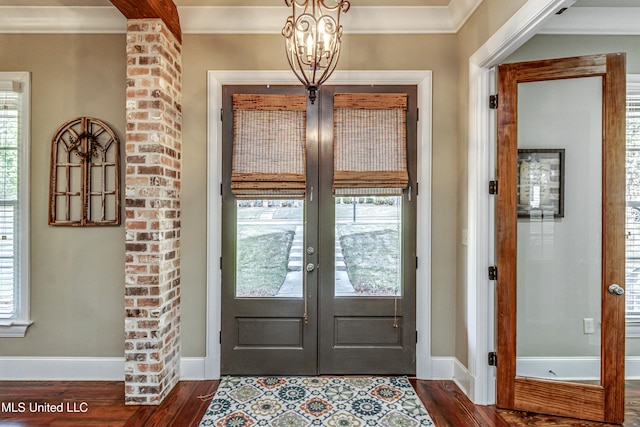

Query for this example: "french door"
[220,84,417,375]
[496,53,626,423]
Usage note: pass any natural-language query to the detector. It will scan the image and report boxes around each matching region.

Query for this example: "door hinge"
[488,351,497,366]
[489,180,498,195]
[489,94,498,109]
[220,256,223,270]
[416,182,419,196]
[416,331,418,343]
[220,331,222,344]
[220,183,223,196]
[416,107,419,121]
[220,108,224,121]
[488,265,498,281]
[416,256,418,269]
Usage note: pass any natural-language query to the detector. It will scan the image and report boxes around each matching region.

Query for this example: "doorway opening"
[219,85,418,376]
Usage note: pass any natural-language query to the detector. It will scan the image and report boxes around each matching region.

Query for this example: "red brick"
[126,17,182,406]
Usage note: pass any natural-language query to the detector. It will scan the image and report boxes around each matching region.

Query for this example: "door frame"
[465,0,578,405]
[495,53,626,423]
[205,70,433,380]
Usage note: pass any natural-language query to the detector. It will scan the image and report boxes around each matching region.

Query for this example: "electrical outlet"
[583,318,595,334]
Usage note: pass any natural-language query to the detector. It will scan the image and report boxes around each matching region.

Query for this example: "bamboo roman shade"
[231,94,307,198]
[333,93,409,196]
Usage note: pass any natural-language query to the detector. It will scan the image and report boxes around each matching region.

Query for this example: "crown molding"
[0,0,481,34]
[0,6,125,34]
[539,6,640,35]
[449,0,484,32]
[2,3,636,35]
[178,6,454,34]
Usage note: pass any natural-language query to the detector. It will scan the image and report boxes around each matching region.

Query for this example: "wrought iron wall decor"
[49,117,121,226]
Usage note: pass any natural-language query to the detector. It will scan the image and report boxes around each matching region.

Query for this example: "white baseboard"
[180,357,207,380]
[429,355,640,399]
[0,357,207,381]
[0,357,125,380]
[3,355,639,382]
[628,357,640,380]
[516,356,598,381]
[517,356,640,381]
[426,357,473,398]
[431,356,454,379]
[1,356,457,381]
[453,358,471,396]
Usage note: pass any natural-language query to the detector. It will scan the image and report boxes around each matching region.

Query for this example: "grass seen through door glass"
[234,199,401,297]
[338,224,401,295]
[335,198,402,296]
[236,224,296,297]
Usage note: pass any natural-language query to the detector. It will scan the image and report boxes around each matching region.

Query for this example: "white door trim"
[465,0,577,404]
[206,70,433,379]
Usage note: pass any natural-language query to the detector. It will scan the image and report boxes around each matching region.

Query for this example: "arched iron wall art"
[49,117,121,226]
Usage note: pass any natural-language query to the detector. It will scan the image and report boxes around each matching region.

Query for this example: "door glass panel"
[516,77,602,384]
[335,196,402,297]
[235,199,303,298]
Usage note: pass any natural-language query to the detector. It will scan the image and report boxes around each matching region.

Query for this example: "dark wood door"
[220,85,417,376]
[220,85,318,375]
[496,53,626,423]
[316,86,418,374]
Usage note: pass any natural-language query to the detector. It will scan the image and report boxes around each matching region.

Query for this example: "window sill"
[0,320,34,337]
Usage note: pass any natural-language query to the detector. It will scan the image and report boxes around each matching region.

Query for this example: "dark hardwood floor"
[0,379,637,426]
[0,381,219,427]
[412,380,640,427]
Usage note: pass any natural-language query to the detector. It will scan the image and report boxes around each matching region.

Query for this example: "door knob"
[306,263,316,273]
[608,284,625,296]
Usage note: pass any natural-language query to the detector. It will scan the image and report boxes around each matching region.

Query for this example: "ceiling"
[539,0,640,34]
[0,0,637,7]
[0,0,450,5]
[0,0,639,34]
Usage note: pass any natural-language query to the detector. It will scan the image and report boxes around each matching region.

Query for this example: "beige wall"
[453,0,528,367]
[0,34,126,356]
[0,32,460,360]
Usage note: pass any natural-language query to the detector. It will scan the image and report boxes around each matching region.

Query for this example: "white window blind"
[0,89,20,319]
[626,76,640,323]
[0,73,30,336]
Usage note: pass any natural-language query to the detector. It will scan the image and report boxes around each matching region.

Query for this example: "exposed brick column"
[124,18,182,405]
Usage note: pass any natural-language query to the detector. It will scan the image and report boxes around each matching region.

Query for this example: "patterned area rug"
[198,376,434,427]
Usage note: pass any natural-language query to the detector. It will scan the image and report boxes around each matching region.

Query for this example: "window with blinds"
[0,74,30,335]
[0,88,20,319]
[626,76,640,326]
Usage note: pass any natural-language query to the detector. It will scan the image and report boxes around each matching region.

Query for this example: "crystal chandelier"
[282,0,350,104]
